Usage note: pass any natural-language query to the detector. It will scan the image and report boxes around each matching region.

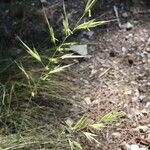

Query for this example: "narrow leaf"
[2,86,6,105]
[61,54,88,59]
[89,123,105,130]
[76,19,109,30]
[73,141,83,150]
[84,0,97,16]
[16,63,30,79]
[73,116,87,132]
[83,132,100,144]
[68,139,74,150]
[18,37,42,62]
[48,64,71,74]
[100,112,123,124]
[62,42,79,46]
[63,2,72,36]
[68,139,83,150]
[41,64,71,80]
[44,11,58,44]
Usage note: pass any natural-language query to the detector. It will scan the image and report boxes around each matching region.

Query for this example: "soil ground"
[0,0,150,150]
[69,17,150,150]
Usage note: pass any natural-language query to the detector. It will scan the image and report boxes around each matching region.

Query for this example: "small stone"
[128,33,133,38]
[133,20,139,25]
[121,47,128,55]
[132,89,140,102]
[123,142,130,150]
[124,22,134,30]
[80,78,84,81]
[139,147,148,150]
[83,80,89,85]
[130,144,139,150]
[31,3,35,6]
[92,99,99,105]
[72,95,76,99]
[90,68,97,77]
[115,122,121,126]
[127,114,133,119]
[84,97,91,105]
[135,126,149,133]
[112,132,121,138]
[146,47,150,52]
[122,12,128,18]
[140,37,145,42]
[141,109,148,115]
[145,102,150,108]
[124,90,132,95]
[70,45,88,56]
[139,95,146,101]
[65,118,74,127]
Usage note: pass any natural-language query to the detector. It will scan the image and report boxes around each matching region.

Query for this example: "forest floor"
[0,0,150,150]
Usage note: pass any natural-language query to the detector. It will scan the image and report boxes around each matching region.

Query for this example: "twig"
[143,37,150,51]
[113,6,122,29]
[99,67,111,78]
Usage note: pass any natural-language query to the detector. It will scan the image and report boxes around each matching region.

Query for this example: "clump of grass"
[0,112,123,150]
[0,56,74,135]
[0,127,59,150]
[0,0,116,149]
[64,112,123,150]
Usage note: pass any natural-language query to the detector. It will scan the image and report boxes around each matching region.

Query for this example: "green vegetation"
[65,112,123,150]
[0,0,121,149]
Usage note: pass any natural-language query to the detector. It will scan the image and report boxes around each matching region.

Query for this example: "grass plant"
[0,0,118,149]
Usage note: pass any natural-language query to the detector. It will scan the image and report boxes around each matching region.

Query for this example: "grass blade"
[83,132,100,144]
[63,2,72,36]
[72,116,87,132]
[44,11,58,44]
[84,0,97,16]
[68,139,83,150]
[18,37,42,62]
[72,140,83,150]
[89,123,105,130]
[99,112,123,124]
[68,139,74,150]
[76,19,109,31]
[41,64,71,80]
